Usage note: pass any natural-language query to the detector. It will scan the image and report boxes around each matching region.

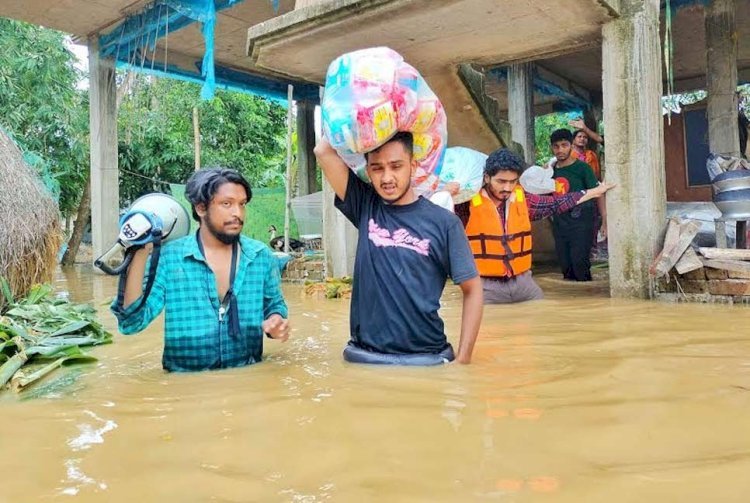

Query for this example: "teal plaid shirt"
[111,234,288,372]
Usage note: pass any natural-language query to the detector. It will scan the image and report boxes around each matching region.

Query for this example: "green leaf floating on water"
[10,347,97,392]
[0,276,113,393]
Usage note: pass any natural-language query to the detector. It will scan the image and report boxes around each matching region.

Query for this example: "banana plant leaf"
[0,351,28,388]
[10,347,97,392]
[49,320,91,337]
[0,275,114,394]
[23,284,54,305]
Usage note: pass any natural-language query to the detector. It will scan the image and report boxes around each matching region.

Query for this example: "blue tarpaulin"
[100,1,296,101]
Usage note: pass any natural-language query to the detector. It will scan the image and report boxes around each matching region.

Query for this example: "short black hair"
[185,167,252,221]
[484,148,525,177]
[364,131,414,161]
[550,128,574,145]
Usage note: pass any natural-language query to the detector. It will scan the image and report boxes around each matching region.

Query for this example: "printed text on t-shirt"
[368,219,431,256]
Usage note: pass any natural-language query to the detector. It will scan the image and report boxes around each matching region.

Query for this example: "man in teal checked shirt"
[111,168,290,372]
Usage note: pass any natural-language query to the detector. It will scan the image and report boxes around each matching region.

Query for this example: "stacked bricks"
[654,266,750,304]
[282,257,325,282]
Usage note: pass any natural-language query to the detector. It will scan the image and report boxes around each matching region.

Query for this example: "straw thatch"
[0,128,62,309]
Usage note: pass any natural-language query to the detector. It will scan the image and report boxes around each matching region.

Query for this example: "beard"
[205,214,242,244]
[485,185,511,201]
[377,183,411,204]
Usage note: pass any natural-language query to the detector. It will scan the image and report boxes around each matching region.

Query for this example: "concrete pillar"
[508,63,535,164]
[322,177,357,277]
[602,0,665,298]
[88,39,119,263]
[296,101,318,195]
[705,0,740,157]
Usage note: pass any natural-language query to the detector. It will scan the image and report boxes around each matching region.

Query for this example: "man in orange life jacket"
[454,148,614,304]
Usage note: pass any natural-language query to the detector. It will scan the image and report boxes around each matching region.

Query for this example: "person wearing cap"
[454,148,614,303]
[111,167,290,372]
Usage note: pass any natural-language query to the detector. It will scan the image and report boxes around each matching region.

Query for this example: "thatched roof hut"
[0,128,62,308]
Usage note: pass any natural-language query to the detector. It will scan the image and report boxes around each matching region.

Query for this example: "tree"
[0,19,88,218]
[0,19,290,265]
[116,77,288,206]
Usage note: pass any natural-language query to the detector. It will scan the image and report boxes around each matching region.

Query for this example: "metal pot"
[713,188,750,219]
[712,170,750,194]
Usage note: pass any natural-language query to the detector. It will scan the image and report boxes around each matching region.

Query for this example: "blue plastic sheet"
[104,0,285,100]
[164,0,235,99]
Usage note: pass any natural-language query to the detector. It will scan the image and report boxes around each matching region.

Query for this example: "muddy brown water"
[2,266,750,502]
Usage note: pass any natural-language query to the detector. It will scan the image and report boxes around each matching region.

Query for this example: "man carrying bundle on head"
[315,133,483,365]
[454,148,614,304]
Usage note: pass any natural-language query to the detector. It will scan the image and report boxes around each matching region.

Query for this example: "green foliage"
[0,278,113,393]
[533,112,576,165]
[0,19,89,217]
[0,19,291,221]
[118,77,288,206]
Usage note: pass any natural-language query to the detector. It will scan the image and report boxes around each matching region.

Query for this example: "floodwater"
[2,266,750,502]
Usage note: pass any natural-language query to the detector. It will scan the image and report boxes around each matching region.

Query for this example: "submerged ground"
[2,265,750,501]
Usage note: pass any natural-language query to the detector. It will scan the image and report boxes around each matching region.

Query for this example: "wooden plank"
[650,219,701,277]
[674,247,703,274]
[649,217,682,276]
[698,247,750,261]
[700,257,750,274]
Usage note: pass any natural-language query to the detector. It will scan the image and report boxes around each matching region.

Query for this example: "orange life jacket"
[465,188,532,278]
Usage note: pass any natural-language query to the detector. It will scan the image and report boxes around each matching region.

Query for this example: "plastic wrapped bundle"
[321,47,447,177]
[434,147,486,203]
[520,165,556,195]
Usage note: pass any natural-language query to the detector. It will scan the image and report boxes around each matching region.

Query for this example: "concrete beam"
[88,39,119,264]
[670,66,750,94]
[705,0,740,156]
[487,64,593,115]
[508,63,536,164]
[602,0,666,299]
[535,65,593,109]
[296,100,318,195]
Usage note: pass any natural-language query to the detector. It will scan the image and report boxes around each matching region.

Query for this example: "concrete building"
[245,0,748,298]
[1,0,748,298]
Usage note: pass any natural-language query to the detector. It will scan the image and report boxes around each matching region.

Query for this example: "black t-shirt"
[335,173,478,354]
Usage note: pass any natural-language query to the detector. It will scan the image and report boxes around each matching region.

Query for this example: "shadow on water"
[2,264,750,501]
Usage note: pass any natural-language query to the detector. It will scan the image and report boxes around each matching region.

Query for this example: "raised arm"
[578,181,615,205]
[569,118,604,144]
[313,137,350,201]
